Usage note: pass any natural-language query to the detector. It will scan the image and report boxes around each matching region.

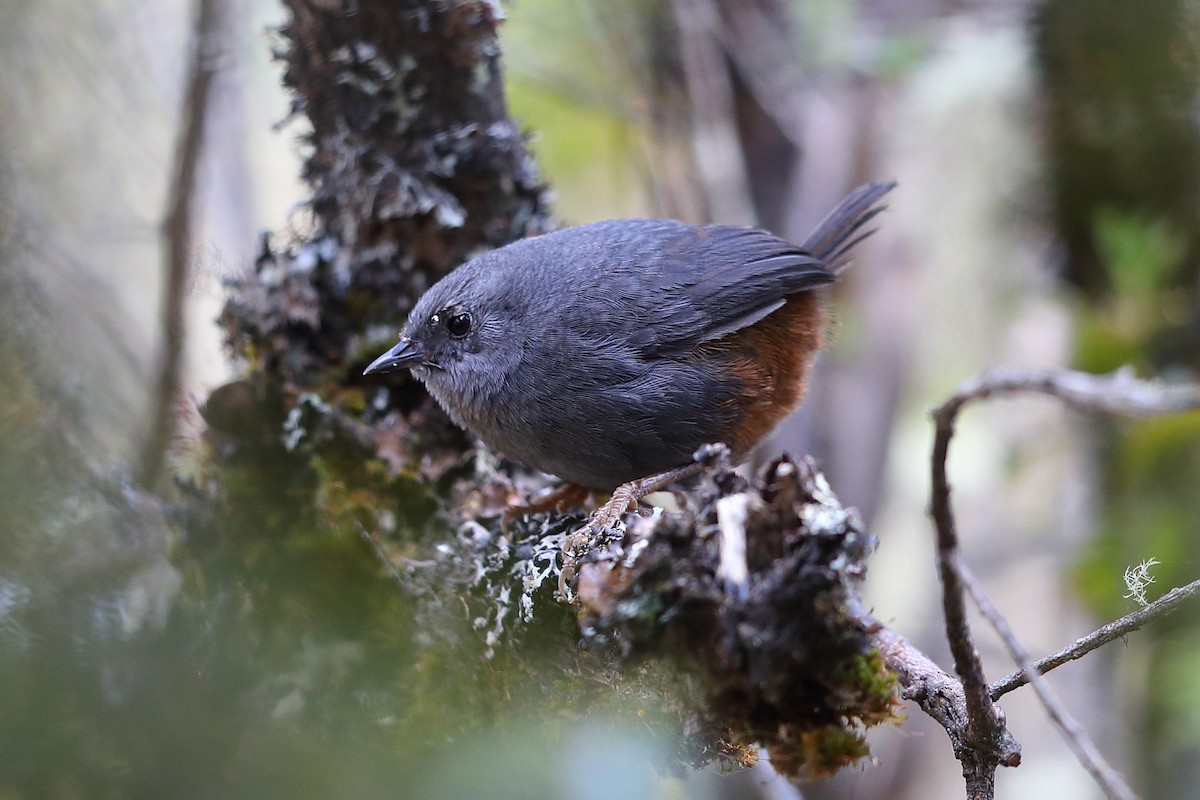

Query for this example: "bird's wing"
[523,218,833,356]
[636,223,836,354]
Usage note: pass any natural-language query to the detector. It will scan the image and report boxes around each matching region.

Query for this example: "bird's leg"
[558,461,708,598]
[503,482,593,527]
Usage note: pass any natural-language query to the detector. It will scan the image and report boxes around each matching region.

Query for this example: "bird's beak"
[363,338,424,375]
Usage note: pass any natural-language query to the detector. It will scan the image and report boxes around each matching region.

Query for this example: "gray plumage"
[367,181,894,489]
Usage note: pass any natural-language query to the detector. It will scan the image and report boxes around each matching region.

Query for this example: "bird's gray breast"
[468,334,736,489]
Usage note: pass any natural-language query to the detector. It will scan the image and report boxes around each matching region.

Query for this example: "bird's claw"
[556,492,636,600]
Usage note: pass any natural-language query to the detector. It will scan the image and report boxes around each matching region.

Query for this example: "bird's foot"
[557,461,710,600]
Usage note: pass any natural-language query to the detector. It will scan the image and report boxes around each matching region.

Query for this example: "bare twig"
[138,0,224,489]
[931,387,1021,800]
[957,559,1139,800]
[929,366,1200,798]
[935,366,1200,421]
[991,577,1200,698]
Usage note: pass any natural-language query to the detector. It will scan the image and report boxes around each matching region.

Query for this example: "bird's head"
[363,261,523,415]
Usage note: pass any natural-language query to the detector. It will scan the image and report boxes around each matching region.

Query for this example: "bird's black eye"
[445,311,472,338]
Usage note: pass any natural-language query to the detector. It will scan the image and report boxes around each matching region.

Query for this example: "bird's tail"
[802,181,896,274]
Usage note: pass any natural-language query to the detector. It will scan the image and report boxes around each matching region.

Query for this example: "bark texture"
[215,0,552,486]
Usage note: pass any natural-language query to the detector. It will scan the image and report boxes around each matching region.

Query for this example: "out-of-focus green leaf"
[1092,207,1186,304]
[1073,307,1146,373]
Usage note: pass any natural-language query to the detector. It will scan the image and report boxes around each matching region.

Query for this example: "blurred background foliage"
[1,1,1198,799]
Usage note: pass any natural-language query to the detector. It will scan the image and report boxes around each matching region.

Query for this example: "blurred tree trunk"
[213,0,552,496]
[644,0,905,527]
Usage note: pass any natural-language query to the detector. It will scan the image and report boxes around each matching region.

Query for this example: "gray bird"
[365,182,894,505]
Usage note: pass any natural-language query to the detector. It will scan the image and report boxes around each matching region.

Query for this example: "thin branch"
[931,384,1019,800]
[957,559,1139,800]
[928,366,1200,799]
[991,577,1200,698]
[138,0,224,489]
[934,366,1200,421]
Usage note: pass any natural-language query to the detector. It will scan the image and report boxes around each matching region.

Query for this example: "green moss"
[845,648,904,724]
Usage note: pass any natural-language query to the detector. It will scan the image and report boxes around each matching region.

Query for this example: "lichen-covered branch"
[568,455,899,778]
[216,0,550,433]
[212,0,552,515]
